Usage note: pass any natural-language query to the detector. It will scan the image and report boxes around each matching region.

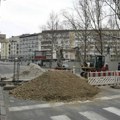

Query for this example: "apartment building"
[41,30,76,60]
[0,34,9,60]
[41,29,120,61]
[19,33,41,61]
[9,36,20,61]
[1,29,118,63]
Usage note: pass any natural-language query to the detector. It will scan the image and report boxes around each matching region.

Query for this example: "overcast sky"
[0,0,73,38]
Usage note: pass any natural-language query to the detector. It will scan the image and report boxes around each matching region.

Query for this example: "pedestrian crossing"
[103,107,120,116]
[50,106,120,120]
[79,111,108,120]
[51,115,71,120]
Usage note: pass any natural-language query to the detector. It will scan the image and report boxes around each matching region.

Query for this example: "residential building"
[41,29,120,61]
[0,34,9,60]
[41,30,76,60]
[9,36,20,61]
[4,29,120,63]
[19,33,41,62]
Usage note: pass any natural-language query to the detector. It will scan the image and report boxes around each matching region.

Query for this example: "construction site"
[0,43,120,102]
[0,55,120,103]
[0,62,99,102]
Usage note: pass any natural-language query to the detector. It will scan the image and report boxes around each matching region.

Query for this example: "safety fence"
[88,71,120,86]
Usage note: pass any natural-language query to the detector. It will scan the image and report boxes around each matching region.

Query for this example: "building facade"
[19,33,41,62]
[2,29,119,63]
[0,34,9,60]
[41,30,76,60]
[41,29,120,62]
[8,36,20,61]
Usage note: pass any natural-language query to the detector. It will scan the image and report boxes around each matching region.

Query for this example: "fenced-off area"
[88,71,120,86]
[72,66,120,86]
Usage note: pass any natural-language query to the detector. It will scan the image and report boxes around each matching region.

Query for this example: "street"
[0,61,26,78]
[4,86,120,120]
[1,62,120,120]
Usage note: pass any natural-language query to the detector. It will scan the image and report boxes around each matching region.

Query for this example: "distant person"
[118,63,120,70]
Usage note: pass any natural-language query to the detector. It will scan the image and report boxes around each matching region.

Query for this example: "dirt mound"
[10,70,99,102]
[19,63,46,79]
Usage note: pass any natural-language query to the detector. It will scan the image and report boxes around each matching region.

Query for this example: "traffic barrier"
[88,71,120,86]
[88,71,115,77]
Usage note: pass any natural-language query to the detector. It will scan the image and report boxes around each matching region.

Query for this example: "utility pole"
[16,57,20,82]
[13,57,16,81]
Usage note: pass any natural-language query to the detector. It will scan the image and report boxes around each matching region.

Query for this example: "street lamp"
[13,57,18,82]
[13,57,20,83]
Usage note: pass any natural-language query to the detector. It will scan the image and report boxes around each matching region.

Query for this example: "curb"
[111,85,120,89]
[0,87,7,120]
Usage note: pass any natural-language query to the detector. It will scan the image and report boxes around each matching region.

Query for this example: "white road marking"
[95,94,120,100]
[79,111,108,120]
[51,115,71,120]
[8,100,93,112]
[9,102,64,112]
[103,107,120,116]
[9,94,120,112]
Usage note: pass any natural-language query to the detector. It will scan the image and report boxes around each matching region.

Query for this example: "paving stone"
[0,100,4,106]
[0,87,2,91]
[0,115,7,120]
[0,106,6,115]
[0,87,6,120]
[0,95,4,100]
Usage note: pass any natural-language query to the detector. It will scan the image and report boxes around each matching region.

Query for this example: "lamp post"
[13,57,18,82]
[13,57,20,83]
[16,57,20,82]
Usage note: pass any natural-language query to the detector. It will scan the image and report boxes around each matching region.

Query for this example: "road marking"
[79,111,108,120]
[51,115,71,120]
[8,100,92,112]
[9,94,120,112]
[103,107,120,116]
[95,94,120,100]
[9,102,65,112]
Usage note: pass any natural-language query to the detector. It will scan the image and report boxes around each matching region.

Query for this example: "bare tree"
[112,0,120,19]
[63,0,91,64]
[104,0,120,29]
[86,0,109,55]
[41,11,65,68]
[101,0,120,60]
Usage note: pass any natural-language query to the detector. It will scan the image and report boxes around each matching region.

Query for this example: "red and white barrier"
[88,71,120,86]
[88,71,116,77]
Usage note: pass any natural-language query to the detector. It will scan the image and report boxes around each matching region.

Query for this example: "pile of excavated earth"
[10,70,99,102]
[19,63,46,80]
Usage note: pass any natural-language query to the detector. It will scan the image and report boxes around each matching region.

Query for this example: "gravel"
[10,70,99,102]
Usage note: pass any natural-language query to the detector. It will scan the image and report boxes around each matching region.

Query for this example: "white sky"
[0,0,73,38]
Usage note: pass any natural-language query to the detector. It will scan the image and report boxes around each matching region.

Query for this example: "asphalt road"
[0,61,26,78]
[4,86,120,120]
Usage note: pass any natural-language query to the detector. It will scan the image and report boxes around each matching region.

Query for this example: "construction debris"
[10,70,99,102]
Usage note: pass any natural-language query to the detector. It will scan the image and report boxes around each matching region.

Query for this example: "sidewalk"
[0,87,7,120]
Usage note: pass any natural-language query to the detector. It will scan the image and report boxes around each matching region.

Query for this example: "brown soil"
[10,70,99,102]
